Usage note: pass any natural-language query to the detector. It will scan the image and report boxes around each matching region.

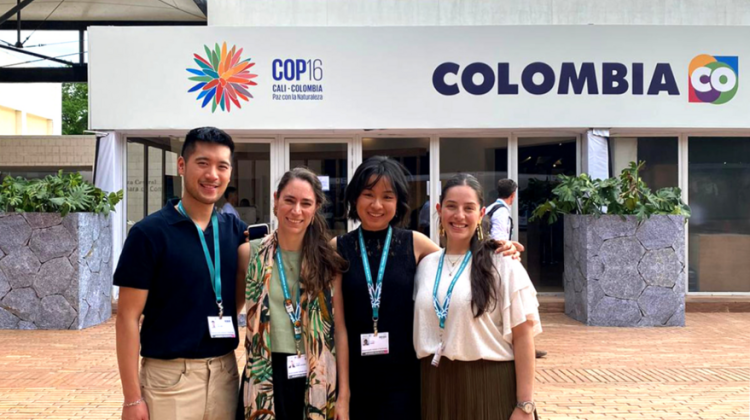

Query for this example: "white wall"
[0,83,62,135]
[210,0,750,26]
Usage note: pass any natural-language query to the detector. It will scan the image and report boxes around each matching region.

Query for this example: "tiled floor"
[0,313,747,419]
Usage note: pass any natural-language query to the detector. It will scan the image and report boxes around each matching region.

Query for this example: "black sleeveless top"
[338,227,421,420]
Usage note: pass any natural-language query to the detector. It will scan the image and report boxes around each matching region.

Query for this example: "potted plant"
[0,171,122,330]
[531,162,691,327]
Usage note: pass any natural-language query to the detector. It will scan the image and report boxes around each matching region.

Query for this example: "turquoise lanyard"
[358,226,392,335]
[276,247,303,355]
[432,250,472,330]
[177,201,223,318]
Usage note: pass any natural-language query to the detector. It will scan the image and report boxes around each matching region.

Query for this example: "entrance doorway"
[518,137,577,293]
[286,139,351,237]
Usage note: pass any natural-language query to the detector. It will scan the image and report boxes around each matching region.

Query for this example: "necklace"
[282,254,297,275]
[446,254,465,277]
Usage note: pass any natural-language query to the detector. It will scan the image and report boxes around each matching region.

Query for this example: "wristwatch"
[516,401,536,414]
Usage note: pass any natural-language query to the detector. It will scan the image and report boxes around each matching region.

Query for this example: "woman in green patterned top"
[236,168,348,420]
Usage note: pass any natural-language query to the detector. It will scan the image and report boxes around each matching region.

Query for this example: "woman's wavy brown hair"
[275,167,348,296]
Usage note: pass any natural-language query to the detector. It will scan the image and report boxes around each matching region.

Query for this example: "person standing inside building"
[222,186,241,218]
[115,127,248,420]
[237,168,347,420]
[487,179,517,242]
[484,178,547,360]
[415,174,541,420]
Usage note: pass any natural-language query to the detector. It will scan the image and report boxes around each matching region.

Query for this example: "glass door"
[285,139,352,237]
[517,137,577,293]
[363,137,430,234]
[125,136,273,234]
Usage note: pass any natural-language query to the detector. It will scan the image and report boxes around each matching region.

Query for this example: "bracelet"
[123,398,143,408]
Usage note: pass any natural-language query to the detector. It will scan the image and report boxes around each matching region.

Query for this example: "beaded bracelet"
[123,398,143,408]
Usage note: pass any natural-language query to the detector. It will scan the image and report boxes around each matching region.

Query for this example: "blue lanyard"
[276,247,303,354]
[358,226,392,335]
[432,250,472,330]
[177,201,223,317]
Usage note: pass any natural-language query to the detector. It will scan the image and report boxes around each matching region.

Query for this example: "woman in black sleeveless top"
[333,157,440,420]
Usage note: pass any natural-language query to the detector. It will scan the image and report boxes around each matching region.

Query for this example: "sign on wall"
[89,26,746,130]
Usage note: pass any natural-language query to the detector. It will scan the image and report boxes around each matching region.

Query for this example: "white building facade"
[90,0,750,295]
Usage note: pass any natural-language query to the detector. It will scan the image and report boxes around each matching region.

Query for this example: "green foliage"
[0,171,122,217]
[62,83,88,135]
[530,161,691,224]
[519,178,560,215]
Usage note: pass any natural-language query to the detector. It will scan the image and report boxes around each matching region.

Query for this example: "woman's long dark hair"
[276,167,348,296]
[439,173,499,317]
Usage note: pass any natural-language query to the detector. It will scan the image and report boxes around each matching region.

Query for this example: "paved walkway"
[0,313,747,419]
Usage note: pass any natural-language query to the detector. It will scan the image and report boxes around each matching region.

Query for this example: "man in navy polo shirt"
[115,127,248,420]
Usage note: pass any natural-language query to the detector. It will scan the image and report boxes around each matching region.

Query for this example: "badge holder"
[207,316,236,338]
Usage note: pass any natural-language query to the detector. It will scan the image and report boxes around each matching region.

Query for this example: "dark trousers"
[271,352,306,420]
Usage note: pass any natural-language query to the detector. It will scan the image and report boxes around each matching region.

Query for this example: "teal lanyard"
[177,201,223,318]
[276,247,303,355]
[357,226,392,335]
[432,250,472,330]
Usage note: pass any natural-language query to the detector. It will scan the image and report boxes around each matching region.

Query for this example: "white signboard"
[89,26,747,130]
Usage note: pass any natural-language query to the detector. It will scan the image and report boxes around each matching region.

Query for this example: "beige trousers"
[140,352,239,420]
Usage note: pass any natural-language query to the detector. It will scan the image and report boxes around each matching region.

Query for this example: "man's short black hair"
[345,156,411,227]
[224,186,237,200]
[496,179,518,199]
[181,127,235,160]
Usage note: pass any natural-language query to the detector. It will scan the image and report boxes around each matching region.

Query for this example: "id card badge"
[287,355,308,379]
[360,332,389,356]
[207,316,236,338]
[431,341,444,367]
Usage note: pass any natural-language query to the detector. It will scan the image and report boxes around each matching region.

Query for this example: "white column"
[429,135,441,244]
[508,134,519,242]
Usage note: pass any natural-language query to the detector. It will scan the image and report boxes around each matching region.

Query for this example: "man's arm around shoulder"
[116,287,150,420]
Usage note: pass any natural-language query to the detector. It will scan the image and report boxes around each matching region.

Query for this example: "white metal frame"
[609,130,750,296]
[117,127,750,296]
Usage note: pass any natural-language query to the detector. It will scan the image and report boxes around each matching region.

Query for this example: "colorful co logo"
[688,54,738,104]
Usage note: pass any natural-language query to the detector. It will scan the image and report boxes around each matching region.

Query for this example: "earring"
[438,219,445,237]
[476,225,484,241]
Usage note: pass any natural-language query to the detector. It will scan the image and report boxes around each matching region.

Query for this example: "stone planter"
[564,214,686,327]
[0,212,113,330]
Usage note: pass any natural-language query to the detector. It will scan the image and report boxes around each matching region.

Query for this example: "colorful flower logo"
[187,42,257,113]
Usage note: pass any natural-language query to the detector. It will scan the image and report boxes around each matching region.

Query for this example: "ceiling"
[0,0,205,23]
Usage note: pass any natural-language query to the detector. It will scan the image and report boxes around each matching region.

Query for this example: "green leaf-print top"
[241,233,337,420]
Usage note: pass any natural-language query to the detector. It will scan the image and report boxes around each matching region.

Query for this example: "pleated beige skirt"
[420,357,540,420]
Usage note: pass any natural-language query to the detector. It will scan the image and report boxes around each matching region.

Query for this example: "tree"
[62,83,88,135]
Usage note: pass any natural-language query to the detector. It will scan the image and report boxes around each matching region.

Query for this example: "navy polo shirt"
[114,199,248,360]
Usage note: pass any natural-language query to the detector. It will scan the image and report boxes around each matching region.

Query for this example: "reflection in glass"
[232,143,271,225]
[440,137,508,204]
[610,137,678,190]
[289,142,348,237]
[126,142,145,233]
[125,138,271,235]
[363,138,429,233]
[147,147,163,215]
[519,138,577,293]
[688,137,750,292]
